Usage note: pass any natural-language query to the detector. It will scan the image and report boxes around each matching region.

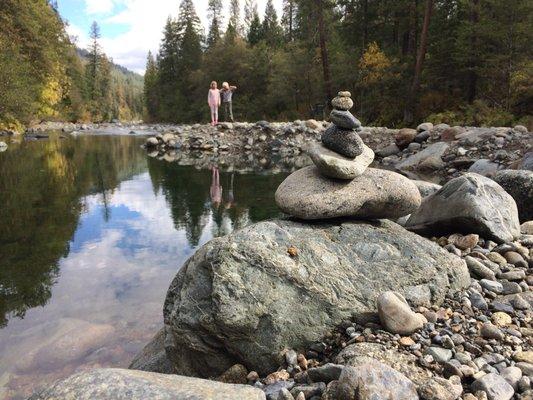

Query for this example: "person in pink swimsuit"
[207,81,221,126]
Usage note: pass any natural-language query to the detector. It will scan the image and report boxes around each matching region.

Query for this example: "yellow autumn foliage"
[359,42,392,85]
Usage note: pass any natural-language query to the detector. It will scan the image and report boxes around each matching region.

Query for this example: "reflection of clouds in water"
[0,172,214,398]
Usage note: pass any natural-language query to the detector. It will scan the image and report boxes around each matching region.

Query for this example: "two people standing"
[207,81,237,126]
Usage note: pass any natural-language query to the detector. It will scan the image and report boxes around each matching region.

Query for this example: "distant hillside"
[0,0,144,131]
[77,48,143,80]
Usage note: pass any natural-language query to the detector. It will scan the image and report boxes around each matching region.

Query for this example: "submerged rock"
[29,368,266,400]
[129,328,175,374]
[275,166,421,220]
[306,142,374,180]
[406,173,520,243]
[162,219,469,377]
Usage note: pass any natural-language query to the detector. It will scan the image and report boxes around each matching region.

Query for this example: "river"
[0,133,287,399]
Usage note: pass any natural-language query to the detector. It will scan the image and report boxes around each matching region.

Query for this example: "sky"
[57,0,283,75]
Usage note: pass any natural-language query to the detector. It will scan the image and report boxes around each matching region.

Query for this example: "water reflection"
[0,134,287,399]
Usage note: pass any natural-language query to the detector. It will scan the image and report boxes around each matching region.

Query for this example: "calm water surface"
[0,134,287,399]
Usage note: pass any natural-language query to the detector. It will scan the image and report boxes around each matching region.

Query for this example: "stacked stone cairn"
[275,91,422,220]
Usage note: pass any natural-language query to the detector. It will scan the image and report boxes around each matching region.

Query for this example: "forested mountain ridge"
[0,0,143,132]
[145,0,532,128]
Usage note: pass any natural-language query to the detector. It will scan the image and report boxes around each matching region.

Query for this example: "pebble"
[425,347,453,363]
[491,312,512,327]
[417,376,462,400]
[514,351,533,364]
[480,323,504,340]
[471,373,515,400]
[500,366,522,389]
[265,370,290,385]
[285,350,298,367]
[479,279,503,294]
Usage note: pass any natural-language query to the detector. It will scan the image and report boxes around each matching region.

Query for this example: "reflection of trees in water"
[147,158,287,248]
[0,135,147,327]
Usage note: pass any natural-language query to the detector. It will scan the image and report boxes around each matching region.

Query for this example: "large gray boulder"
[493,169,533,222]
[406,173,520,243]
[275,166,421,220]
[163,219,469,377]
[29,368,265,400]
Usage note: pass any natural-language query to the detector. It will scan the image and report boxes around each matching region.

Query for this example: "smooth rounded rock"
[275,166,421,220]
[322,124,364,158]
[329,110,362,130]
[377,291,427,335]
[471,372,514,400]
[331,96,353,111]
[307,142,374,180]
[395,128,417,148]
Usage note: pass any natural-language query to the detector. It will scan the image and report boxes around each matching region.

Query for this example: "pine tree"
[262,0,283,46]
[207,0,223,47]
[86,21,101,102]
[144,51,159,120]
[157,17,181,121]
[176,0,203,39]
[243,0,257,35]
[281,0,297,41]
[229,0,242,36]
[247,11,263,45]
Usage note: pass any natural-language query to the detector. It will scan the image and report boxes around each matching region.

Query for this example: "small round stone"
[331,96,353,111]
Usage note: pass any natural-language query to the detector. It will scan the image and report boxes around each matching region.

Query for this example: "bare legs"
[210,105,218,126]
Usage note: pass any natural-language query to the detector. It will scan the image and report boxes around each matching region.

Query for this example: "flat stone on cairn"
[307,142,374,180]
[275,91,421,220]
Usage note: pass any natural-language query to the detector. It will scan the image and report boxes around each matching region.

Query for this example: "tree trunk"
[467,0,479,103]
[404,0,434,124]
[362,0,368,51]
[315,0,333,104]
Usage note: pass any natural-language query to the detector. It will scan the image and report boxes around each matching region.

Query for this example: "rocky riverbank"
[24,105,532,399]
[140,120,531,182]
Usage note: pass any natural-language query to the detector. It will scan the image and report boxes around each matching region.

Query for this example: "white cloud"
[85,0,116,14]
[65,23,89,49]
[75,0,283,74]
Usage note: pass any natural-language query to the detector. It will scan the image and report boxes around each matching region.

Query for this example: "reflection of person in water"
[225,173,235,209]
[210,167,223,208]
